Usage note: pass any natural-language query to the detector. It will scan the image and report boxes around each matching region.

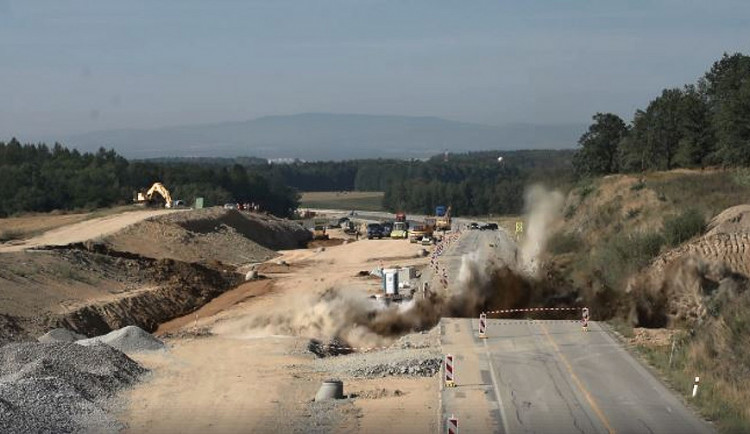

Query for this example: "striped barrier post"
[479,313,487,339]
[447,414,458,434]
[692,376,700,398]
[582,307,590,332]
[444,354,456,388]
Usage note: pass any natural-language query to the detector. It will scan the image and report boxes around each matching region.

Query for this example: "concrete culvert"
[314,380,344,401]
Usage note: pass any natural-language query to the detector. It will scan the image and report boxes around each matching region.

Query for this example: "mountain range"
[60,113,585,160]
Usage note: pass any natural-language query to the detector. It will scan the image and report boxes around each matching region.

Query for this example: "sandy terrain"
[120,237,438,433]
[0,208,184,252]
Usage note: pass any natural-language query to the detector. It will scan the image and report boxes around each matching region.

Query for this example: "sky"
[1,0,749,139]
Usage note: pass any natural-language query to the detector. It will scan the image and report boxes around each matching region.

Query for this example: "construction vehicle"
[134,182,174,208]
[390,221,408,239]
[312,219,329,240]
[409,221,434,243]
[436,205,452,231]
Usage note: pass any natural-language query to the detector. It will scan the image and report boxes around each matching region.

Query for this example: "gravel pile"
[0,341,146,433]
[37,328,87,343]
[349,357,441,377]
[77,325,165,353]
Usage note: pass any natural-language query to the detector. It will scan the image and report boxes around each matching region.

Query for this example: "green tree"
[573,113,628,177]
[701,53,750,165]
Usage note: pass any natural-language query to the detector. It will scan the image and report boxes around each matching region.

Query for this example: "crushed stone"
[77,325,166,353]
[37,328,87,343]
[0,341,146,433]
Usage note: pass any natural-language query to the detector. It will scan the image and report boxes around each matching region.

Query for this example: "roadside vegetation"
[299,191,385,211]
[0,142,299,218]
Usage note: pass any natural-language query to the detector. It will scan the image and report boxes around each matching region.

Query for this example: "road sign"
[515,221,523,235]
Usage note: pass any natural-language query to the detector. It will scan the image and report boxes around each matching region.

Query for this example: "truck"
[312,219,329,240]
[409,221,434,243]
[436,205,452,231]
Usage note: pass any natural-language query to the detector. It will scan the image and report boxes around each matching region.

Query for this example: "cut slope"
[105,208,311,265]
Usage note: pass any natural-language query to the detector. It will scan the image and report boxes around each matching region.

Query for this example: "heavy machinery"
[390,221,408,239]
[312,219,329,240]
[133,182,174,208]
[436,205,452,231]
[409,221,434,243]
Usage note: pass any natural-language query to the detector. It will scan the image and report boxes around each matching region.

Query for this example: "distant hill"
[60,113,585,160]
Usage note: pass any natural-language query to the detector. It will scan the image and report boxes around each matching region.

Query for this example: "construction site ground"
[120,235,439,434]
[0,206,441,432]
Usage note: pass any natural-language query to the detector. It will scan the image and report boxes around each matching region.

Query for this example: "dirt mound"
[627,210,750,328]
[0,341,145,433]
[104,208,311,266]
[77,326,165,353]
[707,204,750,236]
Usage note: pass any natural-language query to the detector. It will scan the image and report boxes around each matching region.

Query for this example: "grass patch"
[663,208,706,246]
[646,171,750,218]
[300,191,385,211]
[0,229,25,243]
[547,232,583,255]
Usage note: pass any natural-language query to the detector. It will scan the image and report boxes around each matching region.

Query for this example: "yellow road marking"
[539,322,616,434]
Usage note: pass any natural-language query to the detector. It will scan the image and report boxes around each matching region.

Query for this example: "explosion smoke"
[226,185,565,349]
[519,185,564,277]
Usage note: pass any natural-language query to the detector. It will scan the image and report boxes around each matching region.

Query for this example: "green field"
[300,191,385,211]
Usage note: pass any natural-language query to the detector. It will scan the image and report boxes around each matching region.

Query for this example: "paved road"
[439,230,714,434]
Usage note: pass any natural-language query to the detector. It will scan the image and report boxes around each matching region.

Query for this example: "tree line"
[0,141,299,218]
[574,52,750,176]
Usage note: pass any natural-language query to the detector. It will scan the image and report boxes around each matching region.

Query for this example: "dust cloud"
[519,185,564,277]
[225,185,565,349]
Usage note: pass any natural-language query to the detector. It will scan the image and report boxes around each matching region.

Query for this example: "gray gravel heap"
[0,341,146,433]
[37,328,87,343]
[349,357,442,377]
[76,325,165,353]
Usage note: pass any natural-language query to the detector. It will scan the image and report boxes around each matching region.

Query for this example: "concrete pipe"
[314,379,344,401]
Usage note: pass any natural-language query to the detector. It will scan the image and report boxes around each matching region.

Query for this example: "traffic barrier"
[478,313,487,339]
[447,414,458,434]
[692,376,700,398]
[444,354,456,387]
[485,307,582,315]
[582,307,590,332]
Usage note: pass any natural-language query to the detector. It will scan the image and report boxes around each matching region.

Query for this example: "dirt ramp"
[104,208,311,266]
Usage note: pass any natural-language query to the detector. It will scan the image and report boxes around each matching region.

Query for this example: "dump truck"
[409,221,434,243]
[436,205,452,231]
[312,219,329,240]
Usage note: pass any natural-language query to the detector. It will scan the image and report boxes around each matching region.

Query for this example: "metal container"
[314,380,344,401]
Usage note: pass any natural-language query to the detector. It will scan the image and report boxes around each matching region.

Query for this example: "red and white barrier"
[582,307,590,331]
[479,313,487,339]
[447,414,458,434]
[444,354,456,387]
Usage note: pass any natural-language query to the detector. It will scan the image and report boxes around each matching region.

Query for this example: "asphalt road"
[439,230,714,434]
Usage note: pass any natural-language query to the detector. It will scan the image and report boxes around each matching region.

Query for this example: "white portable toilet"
[383,268,399,295]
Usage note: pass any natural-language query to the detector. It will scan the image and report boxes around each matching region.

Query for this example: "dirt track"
[0,209,183,252]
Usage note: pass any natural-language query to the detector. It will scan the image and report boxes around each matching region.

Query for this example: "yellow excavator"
[133,182,173,208]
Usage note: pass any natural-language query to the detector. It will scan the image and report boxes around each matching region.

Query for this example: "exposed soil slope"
[105,208,311,265]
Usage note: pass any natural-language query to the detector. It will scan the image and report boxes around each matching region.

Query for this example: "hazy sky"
[1,0,749,139]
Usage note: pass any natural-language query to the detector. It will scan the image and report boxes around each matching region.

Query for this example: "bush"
[663,209,706,246]
[548,232,582,255]
[591,232,665,290]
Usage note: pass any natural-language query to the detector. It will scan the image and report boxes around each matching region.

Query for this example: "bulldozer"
[133,182,174,208]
